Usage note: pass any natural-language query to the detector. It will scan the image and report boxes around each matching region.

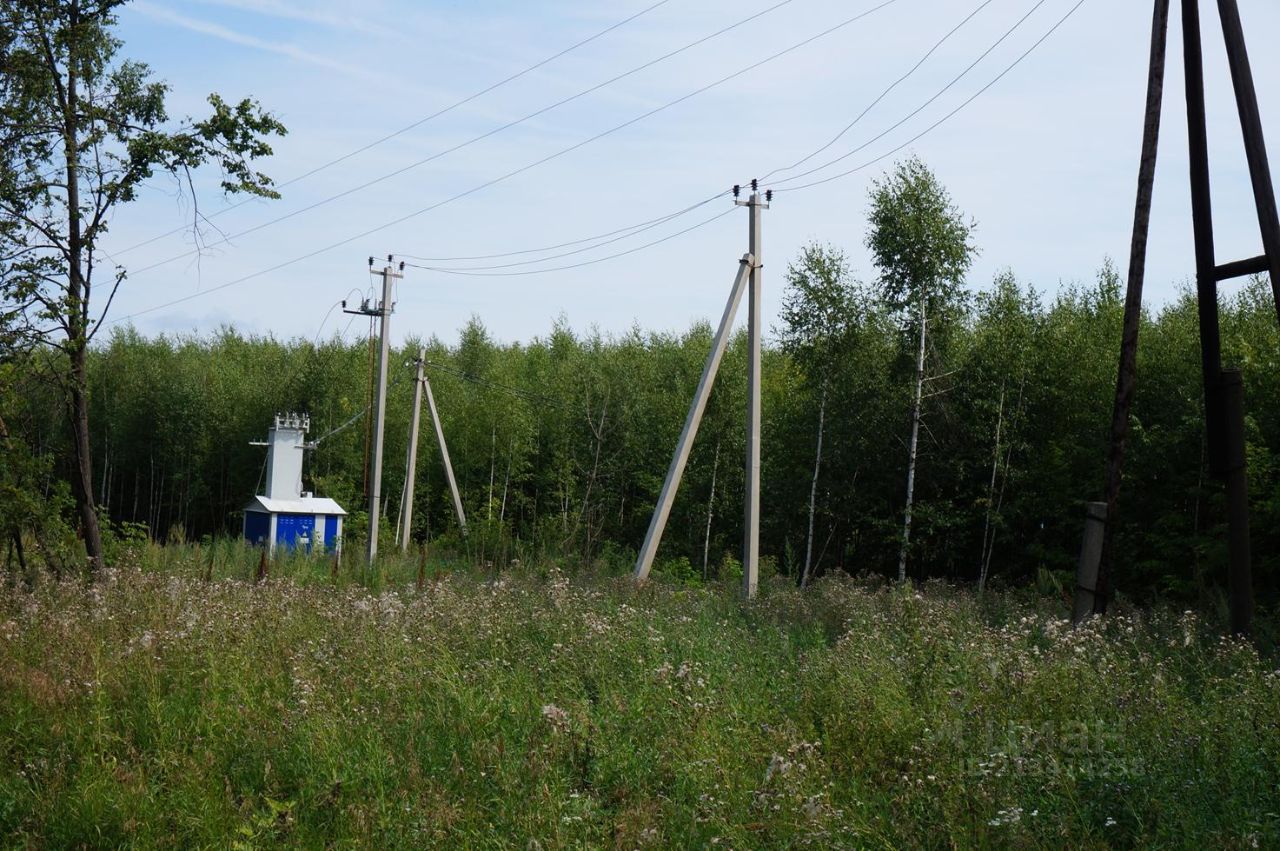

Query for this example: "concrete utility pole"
[345,256,402,565]
[1073,501,1107,624]
[399,348,426,553]
[740,189,766,599]
[634,184,768,598]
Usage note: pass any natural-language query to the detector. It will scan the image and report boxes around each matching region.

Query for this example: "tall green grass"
[1,545,1277,847]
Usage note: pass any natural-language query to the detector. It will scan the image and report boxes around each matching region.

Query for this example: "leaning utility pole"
[398,349,467,550]
[345,256,403,565]
[1084,0,1280,636]
[424,365,468,535]
[634,183,768,598]
[399,349,427,552]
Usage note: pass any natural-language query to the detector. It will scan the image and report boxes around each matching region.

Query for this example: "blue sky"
[99,0,1280,346]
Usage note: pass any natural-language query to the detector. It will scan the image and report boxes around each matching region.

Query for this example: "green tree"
[0,361,71,575]
[777,242,860,585]
[968,271,1039,591]
[866,156,977,581]
[0,0,285,570]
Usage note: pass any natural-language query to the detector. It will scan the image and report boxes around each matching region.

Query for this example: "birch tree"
[866,157,976,582]
[0,0,285,571]
[971,272,1037,591]
[777,243,858,587]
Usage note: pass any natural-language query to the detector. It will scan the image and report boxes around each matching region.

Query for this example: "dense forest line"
[3,261,1278,605]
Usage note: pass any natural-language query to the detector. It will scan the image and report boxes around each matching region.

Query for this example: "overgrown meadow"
[2,544,1277,848]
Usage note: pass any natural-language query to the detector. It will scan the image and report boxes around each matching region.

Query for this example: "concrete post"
[743,193,764,599]
[1073,501,1107,625]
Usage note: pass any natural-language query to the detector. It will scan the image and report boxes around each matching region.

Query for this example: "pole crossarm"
[1214,253,1270,282]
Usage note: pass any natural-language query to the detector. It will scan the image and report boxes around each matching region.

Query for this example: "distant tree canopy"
[2,146,1278,611]
[2,267,1278,607]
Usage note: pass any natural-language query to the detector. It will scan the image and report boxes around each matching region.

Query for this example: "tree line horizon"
[5,247,1278,608]
[1,2,1276,610]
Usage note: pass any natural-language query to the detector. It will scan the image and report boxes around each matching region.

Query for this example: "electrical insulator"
[733,184,740,198]
[367,256,374,267]
[751,178,758,192]
[399,261,405,271]
[766,190,773,203]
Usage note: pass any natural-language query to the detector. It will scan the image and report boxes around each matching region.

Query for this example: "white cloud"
[183,0,407,41]
[131,1,387,83]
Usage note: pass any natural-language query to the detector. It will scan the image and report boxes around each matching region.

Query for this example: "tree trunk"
[148,454,155,536]
[567,402,606,548]
[801,386,827,588]
[155,467,165,539]
[488,425,496,521]
[61,1,105,573]
[981,376,1024,591]
[898,294,927,583]
[69,351,104,571]
[107,451,115,516]
[978,382,1006,593]
[702,439,720,580]
[0,416,28,576]
[500,439,513,524]
[12,532,27,575]
[99,436,109,506]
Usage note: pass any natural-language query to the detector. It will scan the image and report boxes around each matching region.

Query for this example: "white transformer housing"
[265,412,309,500]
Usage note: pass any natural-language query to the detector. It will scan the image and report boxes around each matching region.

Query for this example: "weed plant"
[1,543,1277,847]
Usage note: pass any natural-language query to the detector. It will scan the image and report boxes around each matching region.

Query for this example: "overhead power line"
[404,206,738,276]
[775,0,1090,194]
[118,0,806,279]
[112,0,677,257]
[396,192,726,264]
[767,0,1053,189]
[403,0,1007,275]
[111,0,1088,314]
[759,0,998,182]
[399,0,1075,276]
[404,196,731,272]
[109,0,903,324]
